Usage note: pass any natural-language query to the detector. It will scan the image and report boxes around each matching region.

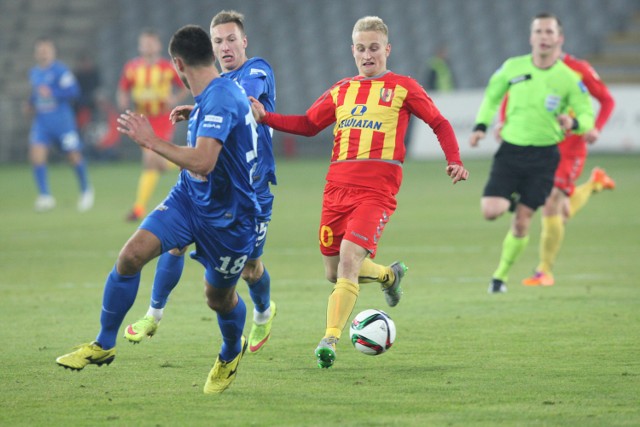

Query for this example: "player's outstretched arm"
[249,96,266,123]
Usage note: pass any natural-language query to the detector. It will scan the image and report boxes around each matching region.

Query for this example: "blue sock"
[74,160,90,193]
[33,164,49,195]
[151,252,185,309]
[247,267,271,313]
[96,266,140,350]
[217,295,246,361]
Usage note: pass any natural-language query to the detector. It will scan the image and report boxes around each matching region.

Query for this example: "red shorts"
[554,134,587,196]
[318,182,397,259]
[148,114,176,141]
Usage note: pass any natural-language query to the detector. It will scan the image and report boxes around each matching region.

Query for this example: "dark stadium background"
[1,0,638,163]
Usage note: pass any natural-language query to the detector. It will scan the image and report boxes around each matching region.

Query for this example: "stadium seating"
[0,0,638,162]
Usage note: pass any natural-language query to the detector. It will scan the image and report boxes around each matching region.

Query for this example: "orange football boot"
[522,271,555,287]
[590,167,615,192]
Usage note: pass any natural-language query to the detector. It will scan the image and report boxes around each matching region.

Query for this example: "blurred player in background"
[57,25,259,394]
[118,29,188,221]
[124,10,278,355]
[469,13,595,294]
[251,16,468,368]
[25,36,94,212]
[494,28,616,287]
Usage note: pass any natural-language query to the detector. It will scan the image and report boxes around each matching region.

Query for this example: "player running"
[57,25,259,394]
[518,48,615,287]
[251,16,468,368]
[124,10,278,354]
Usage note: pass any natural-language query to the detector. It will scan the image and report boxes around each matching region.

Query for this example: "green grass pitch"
[1,154,638,426]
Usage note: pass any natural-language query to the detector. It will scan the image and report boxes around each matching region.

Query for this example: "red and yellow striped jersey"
[264,71,461,194]
[118,57,183,117]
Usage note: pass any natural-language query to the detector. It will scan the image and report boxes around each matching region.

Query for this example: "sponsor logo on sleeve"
[250,68,267,77]
[203,114,223,129]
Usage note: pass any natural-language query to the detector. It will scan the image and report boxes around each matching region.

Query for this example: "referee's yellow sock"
[325,278,359,339]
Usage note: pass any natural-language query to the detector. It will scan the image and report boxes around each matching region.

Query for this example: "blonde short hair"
[352,16,389,40]
[210,10,245,35]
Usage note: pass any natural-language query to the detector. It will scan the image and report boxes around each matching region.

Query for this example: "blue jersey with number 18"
[176,77,260,226]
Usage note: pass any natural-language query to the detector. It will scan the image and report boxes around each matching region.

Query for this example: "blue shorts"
[251,188,274,260]
[30,117,82,152]
[140,189,257,289]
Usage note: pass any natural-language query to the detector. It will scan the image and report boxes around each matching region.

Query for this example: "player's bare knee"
[204,284,236,314]
[116,249,145,275]
[481,197,510,220]
[482,209,503,221]
[324,270,338,283]
[240,270,257,283]
[241,260,262,283]
[206,296,224,313]
[206,294,237,314]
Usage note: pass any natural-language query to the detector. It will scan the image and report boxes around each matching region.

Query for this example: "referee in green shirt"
[469,13,594,294]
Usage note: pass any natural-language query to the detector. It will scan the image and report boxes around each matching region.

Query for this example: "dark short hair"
[35,35,54,45]
[168,25,215,66]
[532,12,563,32]
[140,28,161,39]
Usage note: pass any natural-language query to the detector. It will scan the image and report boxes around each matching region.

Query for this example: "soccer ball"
[349,309,396,355]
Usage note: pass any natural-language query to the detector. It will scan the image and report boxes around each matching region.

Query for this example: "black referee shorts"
[483,141,560,210]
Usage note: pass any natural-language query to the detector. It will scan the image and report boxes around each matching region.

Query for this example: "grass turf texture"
[1,155,638,426]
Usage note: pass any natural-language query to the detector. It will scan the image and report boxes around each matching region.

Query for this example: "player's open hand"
[170,105,193,124]
[249,96,266,123]
[117,110,157,149]
[446,164,469,184]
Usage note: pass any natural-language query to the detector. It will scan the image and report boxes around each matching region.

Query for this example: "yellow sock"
[568,182,593,218]
[358,258,390,284]
[325,278,359,339]
[538,215,564,274]
[134,169,160,212]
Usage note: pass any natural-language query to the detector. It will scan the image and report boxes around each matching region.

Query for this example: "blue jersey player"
[57,25,259,395]
[27,37,93,212]
[124,10,279,355]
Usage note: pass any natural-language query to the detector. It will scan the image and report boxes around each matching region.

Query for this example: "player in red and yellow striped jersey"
[117,29,188,221]
[522,50,615,287]
[251,16,468,368]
